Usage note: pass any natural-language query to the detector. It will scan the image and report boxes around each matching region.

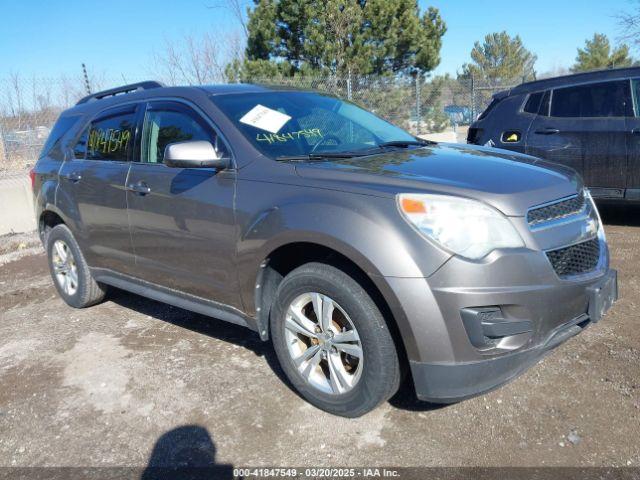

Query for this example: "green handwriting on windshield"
[256,128,323,145]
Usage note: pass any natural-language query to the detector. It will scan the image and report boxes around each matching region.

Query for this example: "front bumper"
[383,248,618,403]
[410,311,594,403]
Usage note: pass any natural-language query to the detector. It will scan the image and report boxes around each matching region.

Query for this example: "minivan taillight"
[29,168,36,190]
[467,128,483,145]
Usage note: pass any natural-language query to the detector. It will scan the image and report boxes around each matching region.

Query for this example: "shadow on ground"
[597,201,640,227]
[142,425,234,480]
[109,288,291,387]
[108,288,444,414]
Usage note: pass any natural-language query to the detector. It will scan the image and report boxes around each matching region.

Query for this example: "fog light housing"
[461,307,533,350]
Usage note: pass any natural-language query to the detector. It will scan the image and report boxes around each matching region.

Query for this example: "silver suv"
[32,82,618,417]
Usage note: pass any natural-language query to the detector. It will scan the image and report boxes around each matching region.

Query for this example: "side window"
[539,91,550,116]
[550,80,631,118]
[73,127,88,159]
[523,92,544,114]
[86,110,136,161]
[141,106,229,164]
[631,79,640,116]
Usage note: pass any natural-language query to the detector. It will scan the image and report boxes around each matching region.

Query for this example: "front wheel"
[270,263,401,417]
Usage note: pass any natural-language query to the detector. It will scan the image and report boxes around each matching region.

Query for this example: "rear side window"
[523,92,544,114]
[85,108,137,161]
[39,115,80,159]
[550,80,631,118]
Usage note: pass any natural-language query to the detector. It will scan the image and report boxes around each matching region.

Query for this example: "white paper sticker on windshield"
[239,104,291,133]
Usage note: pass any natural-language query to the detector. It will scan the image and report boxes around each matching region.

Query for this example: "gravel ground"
[0,204,638,470]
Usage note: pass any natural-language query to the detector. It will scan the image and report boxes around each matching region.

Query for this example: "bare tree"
[151,31,241,85]
[538,65,571,79]
[207,0,251,38]
[55,71,107,107]
[8,73,24,130]
[618,1,640,50]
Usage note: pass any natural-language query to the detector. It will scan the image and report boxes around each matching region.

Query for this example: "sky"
[425,0,630,77]
[0,0,634,81]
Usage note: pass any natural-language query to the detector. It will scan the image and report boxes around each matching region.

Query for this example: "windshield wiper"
[378,139,435,149]
[275,140,435,162]
[276,151,369,161]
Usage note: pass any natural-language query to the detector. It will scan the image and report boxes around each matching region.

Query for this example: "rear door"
[126,101,241,308]
[526,80,629,192]
[625,78,640,195]
[57,104,140,275]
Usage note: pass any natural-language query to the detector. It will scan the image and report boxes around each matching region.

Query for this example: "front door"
[126,101,241,308]
[526,80,629,193]
[58,104,140,275]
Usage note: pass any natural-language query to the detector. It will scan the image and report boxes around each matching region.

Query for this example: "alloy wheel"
[51,240,78,296]
[284,292,363,395]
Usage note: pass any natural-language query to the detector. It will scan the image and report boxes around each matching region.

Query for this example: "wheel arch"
[38,206,68,244]
[253,240,416,373]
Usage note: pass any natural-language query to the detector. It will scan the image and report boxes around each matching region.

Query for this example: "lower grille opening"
[546,238,600,277]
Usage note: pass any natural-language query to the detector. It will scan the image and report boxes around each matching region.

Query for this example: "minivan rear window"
[477,97,502,120]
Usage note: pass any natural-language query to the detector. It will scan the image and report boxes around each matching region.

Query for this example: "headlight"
[585,189,605,241]
[397,193,524,260]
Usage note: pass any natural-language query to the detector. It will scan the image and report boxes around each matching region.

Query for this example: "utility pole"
[82,63,92,95]
[470,73,475,122]
[415,70,422,136]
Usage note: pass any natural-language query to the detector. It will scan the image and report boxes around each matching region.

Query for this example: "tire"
[270,262,401,417]
[46,224,107,308]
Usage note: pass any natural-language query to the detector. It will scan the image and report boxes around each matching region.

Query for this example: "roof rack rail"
[76,81,165,105]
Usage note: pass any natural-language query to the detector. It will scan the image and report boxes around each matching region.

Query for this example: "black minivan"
[468,67,640,201]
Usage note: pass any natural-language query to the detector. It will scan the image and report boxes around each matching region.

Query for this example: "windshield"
[211,91,417,159]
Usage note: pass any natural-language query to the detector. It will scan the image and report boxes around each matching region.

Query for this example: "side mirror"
[163,141,230,169]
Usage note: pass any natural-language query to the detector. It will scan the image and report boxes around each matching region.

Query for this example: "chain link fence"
[0,74,516,176]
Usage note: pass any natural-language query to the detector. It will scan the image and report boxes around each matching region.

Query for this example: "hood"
[294,143,582,216]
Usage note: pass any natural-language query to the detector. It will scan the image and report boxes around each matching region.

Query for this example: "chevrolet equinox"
[32,81,618,417]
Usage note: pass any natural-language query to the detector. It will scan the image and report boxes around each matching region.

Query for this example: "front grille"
[546,238,600,277]
[527,191,586,227]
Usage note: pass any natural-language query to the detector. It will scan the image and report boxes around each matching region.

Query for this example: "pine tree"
[572,34,633,72]
[229,0,446,80]
[460,31,537,85]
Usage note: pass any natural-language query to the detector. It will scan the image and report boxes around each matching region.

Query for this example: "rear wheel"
[46,224,107,308]
[270,262,400,417]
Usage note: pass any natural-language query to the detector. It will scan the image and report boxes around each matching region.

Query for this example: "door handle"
[127,181,151,195]
[632,128,640,135]
[534,128,560,135]
[61,172,82,183]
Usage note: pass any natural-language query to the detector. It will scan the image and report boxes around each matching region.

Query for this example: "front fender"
[236,190,449,290]
[234,185,451,355]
